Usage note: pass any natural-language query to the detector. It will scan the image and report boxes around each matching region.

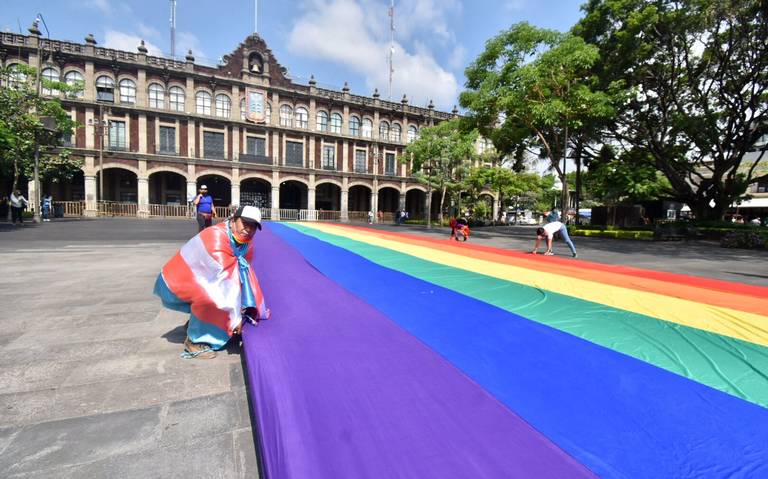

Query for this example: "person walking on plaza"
[41,193,53,222]
[193,184,216,231]
[368,210,374,224]
[154,205,271,359]
[9,190,29,226]
[531,220,578,258]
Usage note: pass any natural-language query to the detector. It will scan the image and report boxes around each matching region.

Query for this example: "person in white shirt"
[531,221,577,258]
[9,190,29,225]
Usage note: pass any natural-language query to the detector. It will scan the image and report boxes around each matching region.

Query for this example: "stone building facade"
[1,29,479,220]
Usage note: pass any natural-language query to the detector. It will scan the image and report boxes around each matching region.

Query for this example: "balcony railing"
[240,153,272,165]
[157,149,177,156]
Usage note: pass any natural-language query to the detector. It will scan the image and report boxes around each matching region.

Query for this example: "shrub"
[720,231,767,249]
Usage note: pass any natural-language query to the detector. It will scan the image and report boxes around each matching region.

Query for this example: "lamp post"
[88,105,109,207]
[425,160,433,229]
[30,14,51,223]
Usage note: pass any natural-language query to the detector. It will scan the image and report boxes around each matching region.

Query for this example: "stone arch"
[315,178,343,189]
[100,162,140,176]
[148,170,187,204]
[239,172,272,184]
[100,166,138,202]
[147,166,189,181]
[405,189,426,220]
[195,169,232,182]
[349,184,372,212]
[348,180,373,190]
[315,183,341,211]
[197,173,232,206]
[377,186,400,213]
[278,175,309,187]
[279,179,308,209]
[240,177,271,209]
[405,184,427,193]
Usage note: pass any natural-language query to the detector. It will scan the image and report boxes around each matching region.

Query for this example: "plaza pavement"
[0,217,765,478]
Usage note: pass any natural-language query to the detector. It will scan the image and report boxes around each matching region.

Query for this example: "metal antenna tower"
[388,0,395,100]
[170,0,177,58]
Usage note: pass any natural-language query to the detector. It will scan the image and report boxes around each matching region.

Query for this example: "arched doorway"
[279,180,308,209]
[198,174,231,206]
[378,186,400,212]
[43,170,85,201]
[316,183,341,211]
[349,185,371,213]
[101,167,137,202]
[149,171,186,205]
[405,189,425,220]
[241,178,271,208]
[429,190,441,220]
[478,193,495,220]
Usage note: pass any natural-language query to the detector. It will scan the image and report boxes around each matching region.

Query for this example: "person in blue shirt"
[193,184,217,231]
[41,193,53,222]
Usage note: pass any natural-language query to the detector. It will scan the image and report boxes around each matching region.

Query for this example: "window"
[108,120,126,150]
[215,94,231,118]
[279,105,293,126]
[385,152,396,175]
[203,131,225,159]
[322,145,336,170]
[757,177,768,193]
[119,79,136,104]
[379,121,390,141]
[316,111,329,132]
[169,86,185,111]
[349,116,361,136]
[196,91,212,115]
[362,118,373,138]
[148,83,165,108]
[246,136,266,156]
[240,98,246,120]
[41,68,59,96]
[330,113,342,134]
[63,71,84,98]
[61,129,74,147]
[96,75,115,102]
[354,149,367,173]
[285,141,304,167]
[407,125,418,143]
[295,107,309,129]
[6,64,27,89]
[478,138,493,154]
[391,123,402,142]
[159,126,176,154]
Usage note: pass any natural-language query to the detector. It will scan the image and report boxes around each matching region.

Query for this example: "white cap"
[234,205,262,229]
[200,184,208,189]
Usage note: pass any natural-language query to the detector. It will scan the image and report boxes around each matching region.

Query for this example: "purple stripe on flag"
[241,226,595,479]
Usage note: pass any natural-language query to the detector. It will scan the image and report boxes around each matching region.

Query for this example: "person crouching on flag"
[154,205,270,359]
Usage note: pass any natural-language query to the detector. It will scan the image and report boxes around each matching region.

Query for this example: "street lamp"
[31,14,51,223]
[88,106,109,206]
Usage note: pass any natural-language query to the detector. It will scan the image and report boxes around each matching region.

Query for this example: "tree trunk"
[438,185,447,225]
[575,142,582,226]
[560,176,569,222]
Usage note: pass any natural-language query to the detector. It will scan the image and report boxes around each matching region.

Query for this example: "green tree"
[405,119,478,223]
[574,0,768,220]
[467,166,542,224]
[0,64,82,196]
[461,22,615,215]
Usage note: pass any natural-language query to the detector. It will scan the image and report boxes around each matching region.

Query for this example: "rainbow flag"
[242,222,768,478]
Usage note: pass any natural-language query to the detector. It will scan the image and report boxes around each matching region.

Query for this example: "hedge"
[568,228,654,240]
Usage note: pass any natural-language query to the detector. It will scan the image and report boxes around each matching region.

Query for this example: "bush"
[569,228,654,240]
[653,222,700,240]
[720,231,767,249]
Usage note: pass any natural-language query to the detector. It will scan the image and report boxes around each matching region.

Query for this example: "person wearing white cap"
[154,204,270,359]
[193,184,216,231]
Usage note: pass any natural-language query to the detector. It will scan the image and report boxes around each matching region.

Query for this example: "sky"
[3,0,587,112]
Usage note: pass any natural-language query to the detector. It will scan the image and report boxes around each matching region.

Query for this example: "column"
[137,69,147,106]
[231,168,240,207]
[84,61,95,100]
[138,114,147,153]
[371,179,379,223]
[342,140,349,173]
[309,136,316,169]
[272,131,280,165]
[27,180,37,216]
[307,173,316,214]
[84,175,98,216]
[493,194,500,223]
[341,190,349,222]
[271,170,280,220]
[399,192,406,212]
[137,177,149,218]
[186,181,197,218]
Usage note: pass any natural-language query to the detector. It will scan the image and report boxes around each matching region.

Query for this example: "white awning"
[734,197,768,208]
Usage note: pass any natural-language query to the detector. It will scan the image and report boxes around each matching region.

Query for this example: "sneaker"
[183,337,217,359]
[572,253,578,258]
[544,252,554,256]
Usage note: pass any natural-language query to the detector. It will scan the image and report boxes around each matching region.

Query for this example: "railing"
[240,153,272,165]
[215,205,236,218]
[348,211,370,222]
[148,204,191,218]
[98,201,138,217]
[54,201,85,217]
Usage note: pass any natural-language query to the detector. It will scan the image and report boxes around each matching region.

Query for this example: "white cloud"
[103,30,162,56]
[176,31,206,60]
[504,0,527,12]
[448,45,466,71]
[287,0,459,110]
[137,23,160,40]
[83,0,110,14]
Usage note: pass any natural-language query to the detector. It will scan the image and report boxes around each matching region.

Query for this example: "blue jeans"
[558,224,576,255]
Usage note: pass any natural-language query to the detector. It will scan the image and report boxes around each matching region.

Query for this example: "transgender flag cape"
[154,221,268,348]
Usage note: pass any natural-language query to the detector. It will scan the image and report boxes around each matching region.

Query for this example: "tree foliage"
[404,118,478,221]
[461,22,615,212]
[0,64,82,192]
[574,0,768,219]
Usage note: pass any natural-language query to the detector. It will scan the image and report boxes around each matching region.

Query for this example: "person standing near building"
[9,190,29,226]
[368,210,374,224]
[531,221,577,258]
[154,205,271,359]
[41,193,53,222]
[193,185,216,231]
